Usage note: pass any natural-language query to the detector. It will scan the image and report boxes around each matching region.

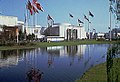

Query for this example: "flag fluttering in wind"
[26,0,43,15]
[32,0,37,4]
[84,15,89,21]
[27,0,33,15]
[69,13,73,18]
[35,2,44,12]
[47,14,53,20]
[89,11,94,17]
[32,5,39,13]
[78,19,84,24]
[32,0,44,12]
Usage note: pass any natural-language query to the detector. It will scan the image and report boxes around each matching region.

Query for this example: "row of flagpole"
[69,11,94,39]
[46,11,94,27]
[25,0,95,40]
[25,0,44,35]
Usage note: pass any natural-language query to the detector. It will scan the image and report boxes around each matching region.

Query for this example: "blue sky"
[0,0,116,32]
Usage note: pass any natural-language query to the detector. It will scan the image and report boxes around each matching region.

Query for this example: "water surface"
[0,44,109,82]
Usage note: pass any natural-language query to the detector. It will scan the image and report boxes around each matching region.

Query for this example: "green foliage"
[106,44,120,82]
[27,33,35,41]
[18,29,26,41]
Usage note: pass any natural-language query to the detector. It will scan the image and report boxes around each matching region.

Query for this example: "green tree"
[27,33,35,41]
[19,29,25,41]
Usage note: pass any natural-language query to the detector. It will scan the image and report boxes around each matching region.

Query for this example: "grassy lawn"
[35,40,118,47]
[76,58,120,82]
[0,40,119,50]
[76,63,107,82]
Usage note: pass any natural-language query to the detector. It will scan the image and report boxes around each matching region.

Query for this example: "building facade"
[0,16,18,26]
[44,23,87,41]
[24,25,45,39]
[0,15,19,42]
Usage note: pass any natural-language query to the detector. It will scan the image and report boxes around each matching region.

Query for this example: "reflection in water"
[0,44,109,82]
[0,49,24,68]
[67,45,78,55]
[67,45,78,66]
[26,68,44,82]
[47,45,86,66]
[107,44,120,82]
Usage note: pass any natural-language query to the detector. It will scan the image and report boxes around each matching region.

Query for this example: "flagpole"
[109,1,112,41]
[83,15,86,32]
[88,14,90,40]
[26,3,29,38]
[33,12,36,39]
[88,22,90,40]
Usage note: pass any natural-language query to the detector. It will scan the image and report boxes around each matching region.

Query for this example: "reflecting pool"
[0,44,109,82]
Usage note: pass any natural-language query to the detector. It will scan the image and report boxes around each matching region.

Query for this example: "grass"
[76,58,120,82]
[0,40,119,50]
[76,63,107,82]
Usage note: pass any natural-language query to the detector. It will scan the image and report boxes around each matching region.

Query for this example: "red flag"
[35,2,44,12]
[27,0,33,15]
[32,5,39,13]
[29,9,33,15]
[27,0,32,10]
[32,0,37,4]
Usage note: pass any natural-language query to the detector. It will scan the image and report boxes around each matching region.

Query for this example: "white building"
[44,23,87,41]
[0,15,21,42]
[24,25,45,39]
[0,15,18,32]
[0,15,18,26]
[97,32,105,39]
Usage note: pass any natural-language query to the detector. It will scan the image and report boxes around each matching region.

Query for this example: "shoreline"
[76,58,120,82]
[0,40,119,50]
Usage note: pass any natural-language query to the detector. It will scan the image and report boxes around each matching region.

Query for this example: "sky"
[0,0,117,32]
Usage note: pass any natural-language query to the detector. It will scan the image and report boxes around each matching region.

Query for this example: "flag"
[27,0,32,10]
[84,15,89,21]
[89,11,94,17]
[32,5,39,13]
[69,13,73,18]
[109,5,115,13]
[32,0,37,4]
[27,0,33,15]
[93,28,95,31]
[32,0,44,12]
[47,14,53,20]
[78,19,84,24]
[35,2,44,12]
[109,0,115,4]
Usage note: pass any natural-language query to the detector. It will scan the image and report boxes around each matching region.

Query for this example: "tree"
[27,33,35,41]
[109,0,120,21]
[19,29,25,41]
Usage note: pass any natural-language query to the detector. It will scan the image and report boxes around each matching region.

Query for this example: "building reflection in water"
[46,45,86,67]
[0,49,24,68]
[47,46,64,68]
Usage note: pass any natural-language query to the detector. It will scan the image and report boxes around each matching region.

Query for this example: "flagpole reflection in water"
[25,49,44,82]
